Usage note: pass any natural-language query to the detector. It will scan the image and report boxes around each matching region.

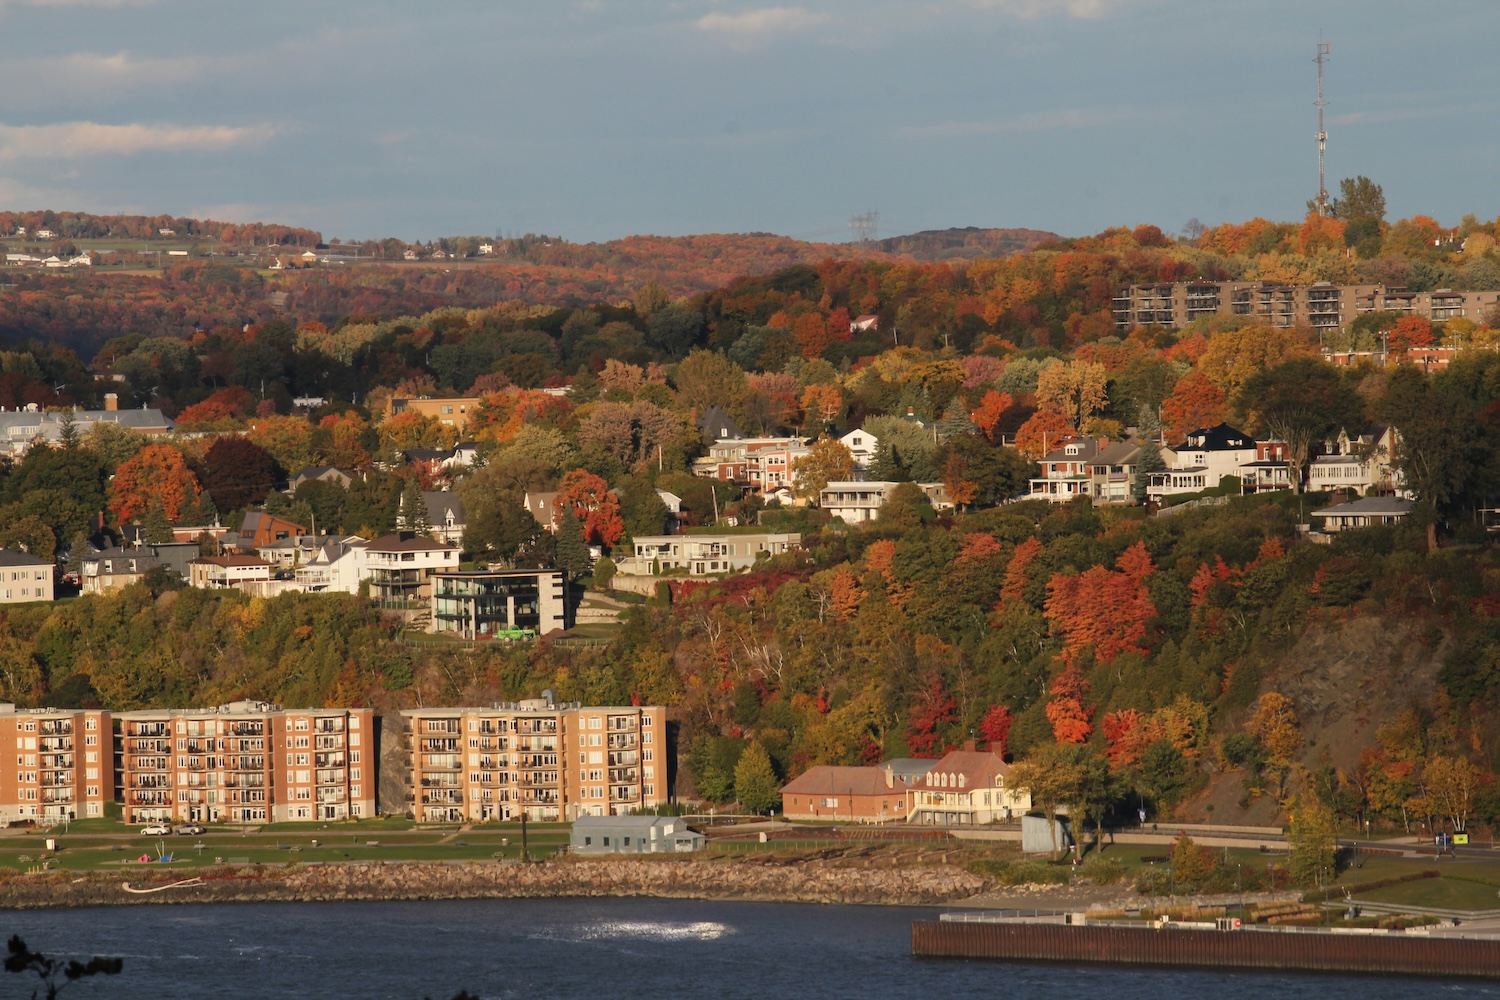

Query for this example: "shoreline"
[0,857,1003,911]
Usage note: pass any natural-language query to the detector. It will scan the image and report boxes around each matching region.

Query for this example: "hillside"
[872,226,1061,260]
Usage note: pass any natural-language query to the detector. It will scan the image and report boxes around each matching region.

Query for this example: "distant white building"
[1147,424,1258,502]
[839,427,879,474]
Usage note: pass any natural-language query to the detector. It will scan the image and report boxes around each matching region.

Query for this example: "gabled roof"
[1090,439,1142,467]
[423,490,466,525]
[1039,438,1099,463]
[919,749,1011,789]
[696,405,743,443]
[780,765,895,797]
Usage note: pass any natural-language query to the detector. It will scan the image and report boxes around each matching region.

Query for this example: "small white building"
[1147,423,1258,502]
[0,550,53,603]
[570,815,704,852]
[1310,496,1416,534]
[622,531,800,576]
[838,427,879,473]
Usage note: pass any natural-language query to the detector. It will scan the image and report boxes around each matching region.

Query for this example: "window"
[349,751,360,764]
[584,836,592,846]
[85,735,97,747]
[588,717,601,729]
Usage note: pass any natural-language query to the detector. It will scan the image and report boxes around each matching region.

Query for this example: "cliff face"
[1185,615,1447,826]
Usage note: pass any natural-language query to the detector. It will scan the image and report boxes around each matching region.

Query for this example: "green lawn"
[1358,877,1500,912]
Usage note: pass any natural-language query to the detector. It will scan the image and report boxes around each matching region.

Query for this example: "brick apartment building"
[113,702,374,824]
[0,704,112,824]
[400,699,668,823]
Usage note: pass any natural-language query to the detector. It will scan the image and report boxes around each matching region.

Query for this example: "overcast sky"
[1,0,1495,243]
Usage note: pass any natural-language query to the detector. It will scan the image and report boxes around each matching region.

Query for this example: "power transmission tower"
[849,211,879,244]
[1314,40,1332,217]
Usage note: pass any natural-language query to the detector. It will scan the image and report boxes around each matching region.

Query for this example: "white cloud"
[0,120,279,160]
[695,6,832,48]
[959,0,1143,18]
[893,107,1118,139]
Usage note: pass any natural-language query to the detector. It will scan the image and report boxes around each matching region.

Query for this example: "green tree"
[555,509,592,580]
[399,478,430,534]
[733,741,780,815]
[688,734,742,803]
[1331,175,1386,223]
[1237,358,1364,493]
[142,502,174,544]
[1286,791,1338,886]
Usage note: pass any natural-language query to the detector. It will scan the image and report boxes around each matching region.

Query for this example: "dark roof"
[402,448,451,463]
[1178,423,1254,451]
[289,465,352,483]
[0,549,49,568]
[697,405,743,443]
[364,532,458,553]
[423,490,466,525]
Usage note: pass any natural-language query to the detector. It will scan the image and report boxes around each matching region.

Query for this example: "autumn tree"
[733,741,781,815]
[1045,665,1093,744]
[1197,325,1316,398]
[800,382,843,430]
[979,704,1014,758]
[1045,541,1157,666]
[200,436,281,513]
[1246,691,1303,794]
[1286,791,1337,886]
[907,672,958,757]
[1160,370,1226,440]
[794,436,854,500]
[1035,360,1108,429]
[969,390,1014,443]
[109,444,201,523]
[554,468,624,547]
[1014,410,1075,459]
[1423,755,1483,833]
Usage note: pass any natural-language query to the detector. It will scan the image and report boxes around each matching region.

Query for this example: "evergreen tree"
[399,478,430,534]
[142,501,174,544]
[1133,440,1164,505]
[733,741,780,815]
[555,509,592,579]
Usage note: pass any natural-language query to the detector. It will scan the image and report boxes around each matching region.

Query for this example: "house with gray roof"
[569,815,704,854]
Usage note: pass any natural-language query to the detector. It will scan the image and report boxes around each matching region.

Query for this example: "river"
[6,898,1498,999]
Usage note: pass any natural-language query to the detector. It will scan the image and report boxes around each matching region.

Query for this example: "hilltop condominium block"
[401,699,667,823]
[0,704,112,824]
[113,701,375,824]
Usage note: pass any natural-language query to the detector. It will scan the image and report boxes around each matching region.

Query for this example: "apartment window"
[349,716,360,729]
[642,749,653,762]
[350,751,360,764]
[295,719,309,731]
[578,753,587,765]
[643,784,654,797]
[352,785,362,798]
[296,770,310,783]
[85,735,97,747]
[589,735,602,747]
[350,768,361,781]
[86,785,99,797]
[350,733,360,746]
[468,720,478,732]
[589,751,603,765]
[286,719,294,731]
[469,738,479,749]
[295,754,309,766]
[286,754,295,766]
[588,717,602,730]
[642,732,653,744]
[294,736,310,749]
[295,788,311,800]
[584,837,592,846]
[86,768,98,780]
[85,751,97,763]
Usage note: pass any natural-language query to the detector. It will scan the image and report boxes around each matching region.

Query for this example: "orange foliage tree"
[1045,665,1093,744]
[1160,370,1227,439]
[555,468,624,547]
[1390,315,1435,351]
[316,412,372,469]
[1014,409,1075,459]
[969,389,1014,442]
[1045,541,1157,665]
[109,443,202,523]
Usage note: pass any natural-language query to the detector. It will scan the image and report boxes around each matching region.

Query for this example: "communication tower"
[1314,41,1332,217]
[849,211,879,244]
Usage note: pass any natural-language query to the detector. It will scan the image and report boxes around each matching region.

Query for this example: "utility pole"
[1314,40,1332,216]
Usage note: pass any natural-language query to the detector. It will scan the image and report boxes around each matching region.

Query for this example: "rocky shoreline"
[0,857,994,910]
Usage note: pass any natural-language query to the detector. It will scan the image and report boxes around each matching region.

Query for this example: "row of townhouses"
[1112,281,1500,332]
[1,698,672,827]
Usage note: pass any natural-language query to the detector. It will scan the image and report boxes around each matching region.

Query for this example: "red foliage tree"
[1160,370,1226,440]
[999,536,1042,605]
[201,436,280,513]
[1045,541,1157,665]
[979,704,1014,759]
[555,468,624,547]
[109,444,201,523]
[969,389,1015,442]
[907,672,958,758]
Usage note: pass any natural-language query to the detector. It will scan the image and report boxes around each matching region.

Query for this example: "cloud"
[959,0,1143,18]
[695,6,832,48]
[0,120,279,160]
[893,107,1119,139]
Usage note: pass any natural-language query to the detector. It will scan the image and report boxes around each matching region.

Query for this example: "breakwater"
[911,920,1500,978]
[0,856,989,910]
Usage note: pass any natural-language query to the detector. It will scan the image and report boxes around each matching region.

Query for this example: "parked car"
[139,823,172,836]
[175,824,205,836]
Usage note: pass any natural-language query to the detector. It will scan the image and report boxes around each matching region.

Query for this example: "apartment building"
[429,568,571,638]
[621,531,800,575]
[1112,281,1500,332]
[399,699,668,823]
[0,705,111,824]
[113,702,374,824]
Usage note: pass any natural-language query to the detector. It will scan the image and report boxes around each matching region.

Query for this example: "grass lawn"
[1358,877,1500,912]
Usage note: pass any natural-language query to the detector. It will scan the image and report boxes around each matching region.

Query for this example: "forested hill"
[872,226,1062,260]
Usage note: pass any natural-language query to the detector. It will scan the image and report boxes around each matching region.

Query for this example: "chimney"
[104,393,118,412]
[963,738,976,752]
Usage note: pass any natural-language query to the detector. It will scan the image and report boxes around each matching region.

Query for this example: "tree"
[1035,361,1108,429]
[1423,755,1483,833]
[1045,665,1093,744]
[1160,370,1226,440]
[555,508,592,580]
[4,935,123,1000]
[1246,691,1302,793]
[555,469,624,547]
[1014,410,1075,459]
[200,436,281,513]
[1285,791,1338,886]
[1236,358,1364,493]
[733,741,780,815]
[672,349,747,416]
[108,444,201,524]
[794,436,854,501]
[907,672,958,757]
[1197,325,1317,398]
[1045,541,1156,665]
[978,704,1014,759]
[1331,175,1386,224]
[399,477,430,534]
[1012,743,1115,855]
[969,390,1014,443]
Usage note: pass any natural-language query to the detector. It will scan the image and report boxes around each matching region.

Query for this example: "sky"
[0,0,1496,244]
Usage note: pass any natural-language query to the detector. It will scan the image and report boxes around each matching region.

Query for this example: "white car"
[139,823,172,836]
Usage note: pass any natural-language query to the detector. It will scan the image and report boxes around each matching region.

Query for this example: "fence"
[1153,495,1231,518]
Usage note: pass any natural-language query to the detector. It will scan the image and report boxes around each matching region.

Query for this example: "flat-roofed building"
[113,701,374,824]
[189,555,274,591]
[621,531,800,576]
[430,568,571,638]
[387,396,482,433]
[0,704,111,824]
[363,532,459,602]
[0,550,53,603]
[570,814,703,853]
[400,699,668,823]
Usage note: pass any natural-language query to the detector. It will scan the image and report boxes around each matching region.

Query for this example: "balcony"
[39,720,73,735]
[315,719,344,734]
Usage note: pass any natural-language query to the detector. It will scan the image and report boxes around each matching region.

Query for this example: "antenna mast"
[1314,40,1332,216]
[849,211,879,244]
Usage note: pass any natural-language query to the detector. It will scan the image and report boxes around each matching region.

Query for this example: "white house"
[1308,425,1400,495]
[294,538,368,593]
[839,427,879,474]
[1147,423,1258,502]
[1029,438,1101,503]
[622,531,800,576]
[905,745,1031,826]
[820,480,900,522]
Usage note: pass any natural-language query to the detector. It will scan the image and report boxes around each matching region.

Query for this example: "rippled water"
[7,898,1499,999]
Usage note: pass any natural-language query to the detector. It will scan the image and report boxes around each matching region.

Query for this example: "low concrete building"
[189,555,273,591]
[0,550,53,603]
[570,814,703,853]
